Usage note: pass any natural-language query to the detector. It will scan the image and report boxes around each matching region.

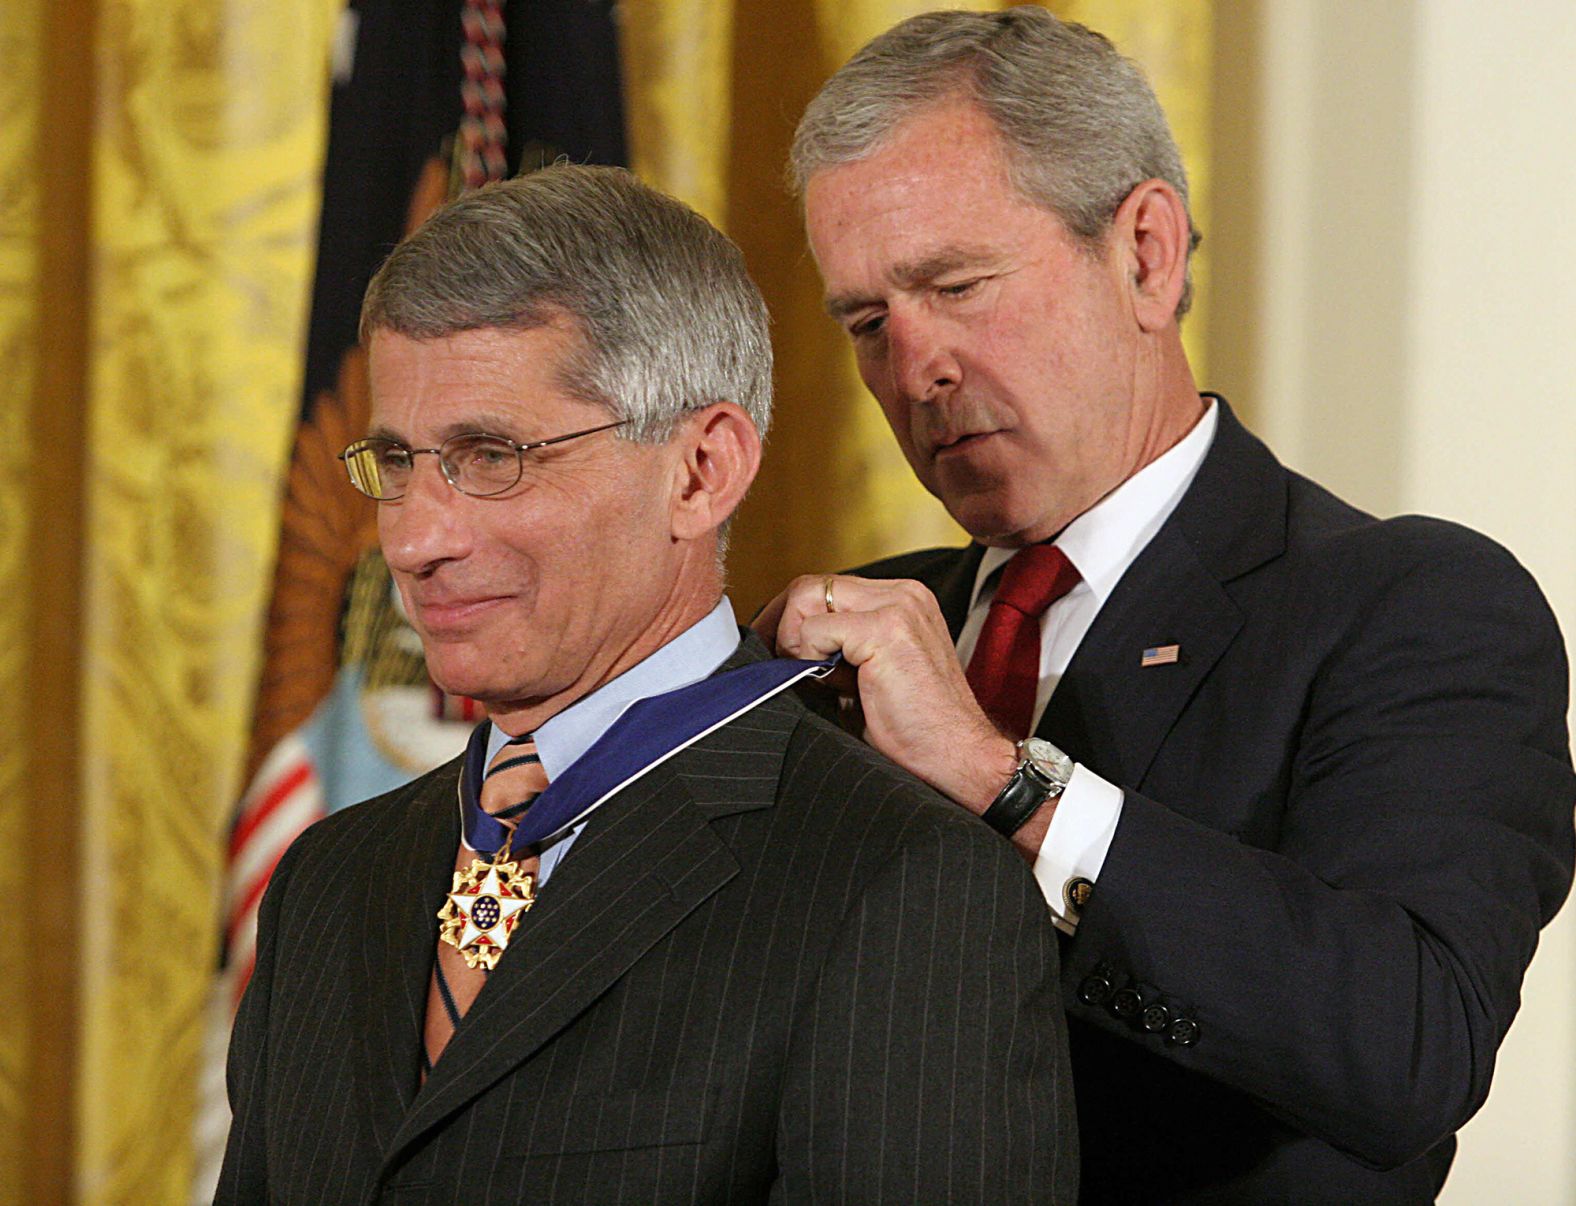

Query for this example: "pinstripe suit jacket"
[218,639,1077,1204]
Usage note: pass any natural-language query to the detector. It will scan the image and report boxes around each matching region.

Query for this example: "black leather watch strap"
[981,759,1059,836]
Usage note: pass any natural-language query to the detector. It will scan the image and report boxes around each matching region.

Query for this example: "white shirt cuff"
[1031,764,1123,934]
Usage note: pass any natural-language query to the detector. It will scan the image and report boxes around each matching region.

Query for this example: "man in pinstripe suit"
[218,164,1077,1203]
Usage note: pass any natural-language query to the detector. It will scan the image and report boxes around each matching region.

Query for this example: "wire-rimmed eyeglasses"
[338,420,628,500]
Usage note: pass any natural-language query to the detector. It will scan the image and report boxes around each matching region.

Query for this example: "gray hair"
[361,164,773,441]
[790,6,1201,316]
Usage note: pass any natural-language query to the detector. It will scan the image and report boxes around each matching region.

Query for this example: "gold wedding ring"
[824,576,837,614]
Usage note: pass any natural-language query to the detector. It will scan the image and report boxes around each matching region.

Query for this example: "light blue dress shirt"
[482,596,742,887]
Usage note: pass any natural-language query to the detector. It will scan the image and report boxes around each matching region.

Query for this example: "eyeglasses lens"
[443,435,521,496]
[345,440,410,500]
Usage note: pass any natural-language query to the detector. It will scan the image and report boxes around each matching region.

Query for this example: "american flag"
[222,735,325,1005]
[1141,644,1181,667]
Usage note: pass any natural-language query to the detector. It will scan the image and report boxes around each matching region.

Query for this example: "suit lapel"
[353,765,466,1153]
[924,543,987,639]
[377,649,792,1174]
[1039,400,1288,787]
[1038,526,1242,786]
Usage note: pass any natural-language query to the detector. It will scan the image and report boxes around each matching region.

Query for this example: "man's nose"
[885,310,961,402]
[378,458,473,575]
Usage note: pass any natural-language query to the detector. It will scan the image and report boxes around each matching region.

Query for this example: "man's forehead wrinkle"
[367,400,535,444]
[437,411,525,440]
[427,410,549,441]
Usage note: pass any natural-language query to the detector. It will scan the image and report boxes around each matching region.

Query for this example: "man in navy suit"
[760,9,1575,1201]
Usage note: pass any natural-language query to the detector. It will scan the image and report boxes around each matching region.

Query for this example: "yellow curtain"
[0,0,43,1200]
[0,2,1209,1199]
[72,1,339,1201]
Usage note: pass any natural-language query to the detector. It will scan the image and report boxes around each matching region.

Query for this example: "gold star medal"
[437,852,535,971]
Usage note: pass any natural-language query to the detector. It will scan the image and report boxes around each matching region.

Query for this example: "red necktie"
[965,545,1081,739]
[422,737,547,1072]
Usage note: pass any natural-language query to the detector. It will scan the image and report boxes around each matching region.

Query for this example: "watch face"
[1021,737,1056,762]
[1020,738,1073,786]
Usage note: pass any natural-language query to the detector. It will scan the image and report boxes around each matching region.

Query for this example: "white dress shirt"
[956,401,1219,932]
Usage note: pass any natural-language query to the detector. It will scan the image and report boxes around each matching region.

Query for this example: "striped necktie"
[422,736,547,1073]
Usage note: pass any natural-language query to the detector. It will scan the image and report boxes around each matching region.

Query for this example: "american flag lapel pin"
[1141,643,1180,667]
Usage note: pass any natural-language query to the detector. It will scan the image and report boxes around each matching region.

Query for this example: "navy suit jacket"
[857,401,1574,1202]
[218,638,1078,1204]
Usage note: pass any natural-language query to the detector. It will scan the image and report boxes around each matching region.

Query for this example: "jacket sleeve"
[214,835,306,1204]
[1060,525,1575,1168]
[775,811,1079,1203]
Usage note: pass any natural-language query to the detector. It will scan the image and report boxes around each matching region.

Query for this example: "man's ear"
[668,401,762,542]
[1112,178,1191,332]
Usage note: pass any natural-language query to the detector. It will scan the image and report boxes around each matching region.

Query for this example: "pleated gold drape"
[2,0,94,1199]
[0,0,44,1198]
[0,3,1211,1201]
[0,1,340,1201]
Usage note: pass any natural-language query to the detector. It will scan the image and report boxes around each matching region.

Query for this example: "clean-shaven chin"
[933,472,1050,546]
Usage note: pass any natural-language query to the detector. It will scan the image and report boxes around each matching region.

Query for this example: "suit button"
[1110,986,1144,1019]
[1167,1017,1201,1046]
[1141,1003,1171,1034]
[1078,971,1115,1007]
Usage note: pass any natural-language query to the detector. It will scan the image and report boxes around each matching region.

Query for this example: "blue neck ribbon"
[458,655,838,856]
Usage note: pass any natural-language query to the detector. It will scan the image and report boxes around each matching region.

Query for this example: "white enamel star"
[450,863,534,953]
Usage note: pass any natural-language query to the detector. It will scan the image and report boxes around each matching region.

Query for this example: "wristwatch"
[980,737,1075,836]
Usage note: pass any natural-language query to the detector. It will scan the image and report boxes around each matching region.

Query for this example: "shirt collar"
[487,596,742,779]
[970,397,1219,610]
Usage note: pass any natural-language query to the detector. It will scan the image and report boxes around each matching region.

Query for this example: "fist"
[754,574,1018,812]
